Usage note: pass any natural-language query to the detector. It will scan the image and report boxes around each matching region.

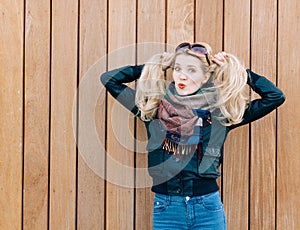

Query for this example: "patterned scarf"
[157,82,218,156]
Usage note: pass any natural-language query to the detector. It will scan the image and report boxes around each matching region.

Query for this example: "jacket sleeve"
[100,65,144,115]
[230,69,286,130]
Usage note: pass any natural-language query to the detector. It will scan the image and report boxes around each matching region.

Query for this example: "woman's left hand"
[211,52,228,67]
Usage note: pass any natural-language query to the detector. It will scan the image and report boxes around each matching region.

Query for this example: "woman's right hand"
[162,52,175,71]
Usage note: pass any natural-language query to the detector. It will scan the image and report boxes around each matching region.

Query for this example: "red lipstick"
[178,83,186,89]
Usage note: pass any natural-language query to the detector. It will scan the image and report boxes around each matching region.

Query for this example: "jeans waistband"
[155,190,220,205]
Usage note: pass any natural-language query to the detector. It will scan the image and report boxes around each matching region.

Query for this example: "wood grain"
[277,0,300,229]
[23,0,50,229]
[77,0,107,229]
[167,0,194,48]
[195,0,223,53]
[222,1,251,229]
[0,1,24,229]
[106,0,136,229]
[0,1,300,229]
[49,0,78,228]
[250,1,277,229]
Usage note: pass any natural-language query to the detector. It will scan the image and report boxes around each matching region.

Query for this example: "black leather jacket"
[100,65,285,196]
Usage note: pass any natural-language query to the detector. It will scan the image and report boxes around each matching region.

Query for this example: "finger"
[215,52,226,60]
[211,57,223,65]
[212,56,224,64]
[221,51,228,57]
[211,55,226,66]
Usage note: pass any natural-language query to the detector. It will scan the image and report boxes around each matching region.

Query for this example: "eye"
[188,68,196,73]
[174,66,181,72]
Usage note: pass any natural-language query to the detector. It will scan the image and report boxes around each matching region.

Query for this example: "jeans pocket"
[153,195,168,214]
[201,192,223,211]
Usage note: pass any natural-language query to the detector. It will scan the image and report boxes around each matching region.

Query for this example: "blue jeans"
[152,191,226,230]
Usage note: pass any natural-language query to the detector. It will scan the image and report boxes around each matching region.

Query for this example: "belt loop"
[196,196,202,204]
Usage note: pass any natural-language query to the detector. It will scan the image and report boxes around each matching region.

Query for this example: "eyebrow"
[187,65,197,68]
[175,63,198,68]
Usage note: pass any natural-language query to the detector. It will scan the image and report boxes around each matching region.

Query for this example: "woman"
[100,42,285,229]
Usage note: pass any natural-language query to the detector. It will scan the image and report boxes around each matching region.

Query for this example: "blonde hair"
[135,54,167,121]
[211,54,250,125]
[135,42,250,125]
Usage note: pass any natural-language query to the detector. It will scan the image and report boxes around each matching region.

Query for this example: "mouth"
[178,83,186,89]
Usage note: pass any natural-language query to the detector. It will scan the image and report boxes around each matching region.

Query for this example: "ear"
[204,72,211,83]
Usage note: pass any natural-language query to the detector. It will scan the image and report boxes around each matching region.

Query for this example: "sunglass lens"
[191,45,207,54]
[175,42,190,52]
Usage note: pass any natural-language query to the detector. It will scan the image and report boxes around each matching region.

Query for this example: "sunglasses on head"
[175,42,210,65]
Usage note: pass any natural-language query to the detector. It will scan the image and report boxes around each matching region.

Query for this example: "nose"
[178,71,188,80]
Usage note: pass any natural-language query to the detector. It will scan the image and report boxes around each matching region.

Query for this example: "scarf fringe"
[162,138,198,156]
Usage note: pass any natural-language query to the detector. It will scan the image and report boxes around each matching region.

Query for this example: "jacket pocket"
[198,147,221,178]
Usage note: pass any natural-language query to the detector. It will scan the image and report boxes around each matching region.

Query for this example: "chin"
[176,87,198,96]
[175,87,186,95]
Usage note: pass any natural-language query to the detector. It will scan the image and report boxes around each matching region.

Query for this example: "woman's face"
[173,54,209,95]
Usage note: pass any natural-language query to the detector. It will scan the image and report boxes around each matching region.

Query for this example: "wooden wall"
[0,0,299,229]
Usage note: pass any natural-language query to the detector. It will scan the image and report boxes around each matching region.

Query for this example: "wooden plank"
[250,1,277,229]
[222,1,251,229]
[277,0,300,229]
[0,1,24,229]
[137,0,166,64]
[167,0,194,49]
[49,0,78,228]
[195,0,223,52]
[136,1,166,229]
[106,0,136,229]
[23,0,50,229]
[77,0,107,229]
